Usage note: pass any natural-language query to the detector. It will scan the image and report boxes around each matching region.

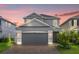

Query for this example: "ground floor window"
[53,31,59,42]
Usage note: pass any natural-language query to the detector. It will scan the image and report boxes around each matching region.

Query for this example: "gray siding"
[25,19,59,27]
[17,26,52,31]
[44,20,52,26]
[24,13,59,28]
[61,20,72,30]
[44,19,59,27]
[61,19,78,30]
[1,20,16,38]
[24,19,49,26]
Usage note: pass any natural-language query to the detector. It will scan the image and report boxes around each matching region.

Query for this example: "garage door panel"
[22,33,48,45]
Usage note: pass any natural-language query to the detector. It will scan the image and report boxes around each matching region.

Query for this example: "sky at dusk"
[0,4,79,26]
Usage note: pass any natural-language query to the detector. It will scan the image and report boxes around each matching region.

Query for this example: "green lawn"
[0,42,11,53]
[57,45,79,54]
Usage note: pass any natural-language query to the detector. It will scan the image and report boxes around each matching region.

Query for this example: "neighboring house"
[16,13,60,45]
[60,15,79,31]
[0,16,16,39]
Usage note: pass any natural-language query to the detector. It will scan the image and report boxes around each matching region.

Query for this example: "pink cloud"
[0,4,7,7]
[0,8,33,26]
[1,6,79,26]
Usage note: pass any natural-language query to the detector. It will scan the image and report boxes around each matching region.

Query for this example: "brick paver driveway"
[3,44,59,54]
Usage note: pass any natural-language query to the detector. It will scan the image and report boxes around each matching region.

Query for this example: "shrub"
[0,37,4,42]
[57,31,71,49]
[3,37,9,43]
[3,37,14,43]
[74,32,79,44]
[70,30,79,44]
[57,30,79,49]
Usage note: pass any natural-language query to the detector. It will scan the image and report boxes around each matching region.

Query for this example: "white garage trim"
[22,31,48,33]
[16,30,22,45]
[16,30,53,45]
[48,31,53,45]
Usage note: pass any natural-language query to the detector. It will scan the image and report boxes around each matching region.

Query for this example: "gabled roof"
[60,15,79,26]
[40,14,60,19]
[19,18,50,27]
[23,13,42,19]
[40,14,55,17]
[0,16,16,26]
[23,12,60,20]
[17,18,61,31]
[72,15,79,19]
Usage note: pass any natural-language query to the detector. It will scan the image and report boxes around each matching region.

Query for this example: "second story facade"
[23,13,60,28]
[60,15,79,31]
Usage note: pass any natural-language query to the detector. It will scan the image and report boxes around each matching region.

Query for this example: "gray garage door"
[22,33,48,45]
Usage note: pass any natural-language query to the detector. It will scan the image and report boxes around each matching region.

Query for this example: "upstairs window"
[53,20,58,27]
[72,20,74,26]
[0,20,1,25]
[8,23,11,27]
[5,22,8,26]
[77,19,79,26]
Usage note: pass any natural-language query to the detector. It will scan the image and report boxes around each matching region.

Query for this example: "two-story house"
[0,16,16,39]
[16,13,60,45]
[60,15,79,31]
